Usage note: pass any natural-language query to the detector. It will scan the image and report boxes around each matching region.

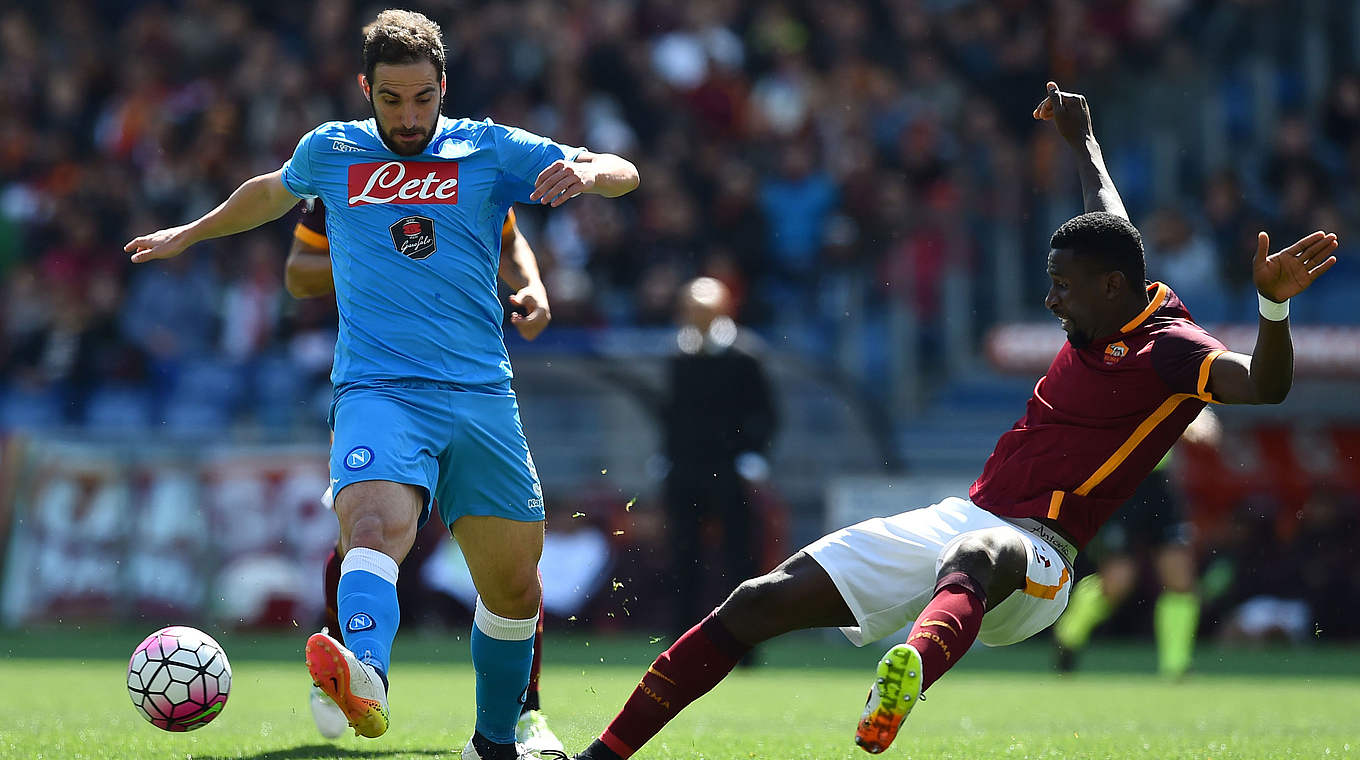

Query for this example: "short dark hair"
[1049,212,1146,285]
[362,10,446,84]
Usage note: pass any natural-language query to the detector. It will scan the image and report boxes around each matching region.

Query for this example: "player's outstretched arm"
[125,169,300,263]
[529,150,639,208]
[1033,81,1128,220]
[1208,230,1339,404]
[498,214,551,341]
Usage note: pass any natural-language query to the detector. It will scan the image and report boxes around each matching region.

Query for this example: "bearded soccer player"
[126,10,638,760]
[289,199,560,751]
[570,81,1336,760]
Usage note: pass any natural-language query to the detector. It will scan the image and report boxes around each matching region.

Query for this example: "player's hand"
[509,285,551,340]
[1253,230,1338,303]
[123,224,196,263]
[530,160,596,208]
[1032,81,1094,147]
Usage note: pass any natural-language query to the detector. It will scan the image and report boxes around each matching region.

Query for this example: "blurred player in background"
[287,198,560,750]
[569,82,1336,760]
[1053,407,1222,678]
[126,9,638,760]
[661,277,777,636]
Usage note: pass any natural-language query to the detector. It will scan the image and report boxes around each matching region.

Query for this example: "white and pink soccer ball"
[127,625,232,732]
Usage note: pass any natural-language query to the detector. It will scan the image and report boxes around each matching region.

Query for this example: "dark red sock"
[906,572,986,690]
[599,613,751,758]
[322,545,342,634]
[524,591,544,713]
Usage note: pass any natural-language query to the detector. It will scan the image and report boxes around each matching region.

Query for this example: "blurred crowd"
[4,0,1360,427]
[2,0,1359,641]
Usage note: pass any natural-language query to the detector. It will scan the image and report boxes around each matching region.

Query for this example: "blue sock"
[471,596,538,744]
[337,547,400,680]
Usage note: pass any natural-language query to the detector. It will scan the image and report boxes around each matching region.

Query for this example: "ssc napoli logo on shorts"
[345,446,374,471]
[346,612,376,633]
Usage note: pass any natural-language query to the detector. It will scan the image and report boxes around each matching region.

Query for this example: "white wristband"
[1258,293,1290,321]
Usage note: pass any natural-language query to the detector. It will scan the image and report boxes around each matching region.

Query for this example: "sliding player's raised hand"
[1033,81,1094,148]
[124,224,195,264]
[1253,230,1339,303]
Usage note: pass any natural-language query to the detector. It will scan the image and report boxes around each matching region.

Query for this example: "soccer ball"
[127,625,232,731]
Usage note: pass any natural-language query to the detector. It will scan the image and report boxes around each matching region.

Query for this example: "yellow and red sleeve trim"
[500,208,516,247]
[293,223,329,251]
[1197,349,1226,404]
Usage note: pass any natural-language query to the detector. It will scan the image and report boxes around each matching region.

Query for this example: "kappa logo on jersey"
[1104,341,1129,366]
[345,446,374,471]
[347,160,459,206]
[389,215,438,260]
[346,613,376,633]
[330,139,364,153]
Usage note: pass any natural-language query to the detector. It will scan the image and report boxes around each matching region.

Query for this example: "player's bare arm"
[529,150,639,208]
[1034,81,1129,220]
[499,214,552,341]
[285,234,334,299]
[1207,230,1339,404]
[124,169,298,263]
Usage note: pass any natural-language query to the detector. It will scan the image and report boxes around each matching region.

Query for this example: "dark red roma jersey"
[970,283,1226,548]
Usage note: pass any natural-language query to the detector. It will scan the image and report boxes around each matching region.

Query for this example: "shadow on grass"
[194,745,451,760]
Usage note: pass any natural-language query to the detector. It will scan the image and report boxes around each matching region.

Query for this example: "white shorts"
[803,497,1074,648]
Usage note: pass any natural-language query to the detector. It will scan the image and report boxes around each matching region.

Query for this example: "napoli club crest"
[346,612,375,632]
[389,214,437,260]
[345,446,374,471]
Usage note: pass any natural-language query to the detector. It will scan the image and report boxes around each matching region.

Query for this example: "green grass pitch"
[1,627,1357,759]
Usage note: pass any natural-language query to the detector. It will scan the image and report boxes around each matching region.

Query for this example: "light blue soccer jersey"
[280,116,580,387]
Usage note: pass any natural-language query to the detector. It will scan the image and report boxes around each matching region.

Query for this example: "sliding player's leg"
[574,552,855,760]
[785,497,1072,754]
[856,525,1029,753]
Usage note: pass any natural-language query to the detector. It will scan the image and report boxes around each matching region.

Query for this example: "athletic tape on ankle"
[340,547,399,585]
[1258,293,1289,321]
[475,596,539,641]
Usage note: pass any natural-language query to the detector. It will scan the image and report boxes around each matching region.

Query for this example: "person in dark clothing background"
[662,277,778,635]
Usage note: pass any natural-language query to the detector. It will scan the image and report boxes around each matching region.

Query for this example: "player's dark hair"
[362,9,446,84]
[1049,212,1146,285]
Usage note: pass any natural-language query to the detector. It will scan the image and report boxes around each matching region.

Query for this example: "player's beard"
[370,95,441,156]
[1065,329,1092,350]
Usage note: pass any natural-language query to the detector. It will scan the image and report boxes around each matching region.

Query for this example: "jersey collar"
[1118,282,1169,334]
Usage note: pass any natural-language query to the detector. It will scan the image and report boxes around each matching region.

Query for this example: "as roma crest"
[1103,341,1129,366]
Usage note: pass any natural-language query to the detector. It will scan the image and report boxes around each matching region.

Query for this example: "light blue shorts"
[329,380,545,529]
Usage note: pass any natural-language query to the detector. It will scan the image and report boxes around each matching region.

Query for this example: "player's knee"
[723,575,772,618]
[939,529,1027,600]
[717,572,797,642]
[345,514,389,553]
[480,567,542,619]
[940,531,997,571]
